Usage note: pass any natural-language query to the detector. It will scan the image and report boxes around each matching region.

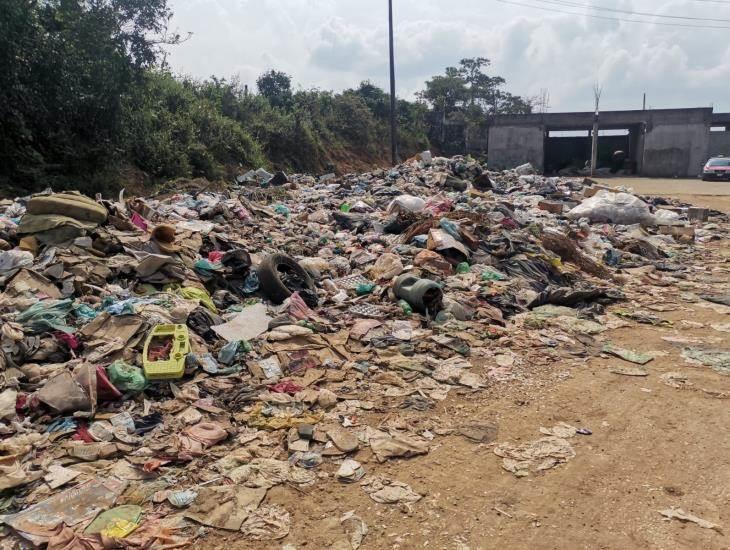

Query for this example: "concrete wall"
[709,130,730,157]
[487,108,721,176]
[488,125,544,171]
[642,120,710,177]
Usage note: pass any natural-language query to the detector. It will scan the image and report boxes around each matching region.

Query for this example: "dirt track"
[210,190,730,550]
[595,178,730,213]
[260,293,730,550]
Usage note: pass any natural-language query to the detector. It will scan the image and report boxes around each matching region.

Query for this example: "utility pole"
[388,0,398,166]
[536,88,550,113]
[590,83,602,177]
[642,92,646,110]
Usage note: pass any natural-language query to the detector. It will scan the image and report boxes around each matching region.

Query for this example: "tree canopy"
[0,2,533,195]
[421,58,532,117]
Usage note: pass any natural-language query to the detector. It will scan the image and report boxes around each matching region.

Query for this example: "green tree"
[494,92,533,115]
[419,69,467,144]
[256,70,292,109]
[0,0,182,190]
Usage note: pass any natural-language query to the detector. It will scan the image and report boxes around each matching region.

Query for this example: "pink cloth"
[130,211,149,231]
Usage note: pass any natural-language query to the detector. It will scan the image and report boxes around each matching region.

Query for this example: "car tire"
[257,253,315,304]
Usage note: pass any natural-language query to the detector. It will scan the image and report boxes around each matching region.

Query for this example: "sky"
[165,0,730,112]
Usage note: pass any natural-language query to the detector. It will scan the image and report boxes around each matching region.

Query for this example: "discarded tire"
[258,253,315,304]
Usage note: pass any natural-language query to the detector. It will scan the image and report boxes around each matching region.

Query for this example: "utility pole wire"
[525,0,730,23]
[495,0,730,28]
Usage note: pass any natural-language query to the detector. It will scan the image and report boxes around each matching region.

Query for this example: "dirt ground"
[594,178,730,213]
[209,190,730,550]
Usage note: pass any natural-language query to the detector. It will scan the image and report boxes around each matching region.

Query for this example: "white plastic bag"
[567,191,653,225]
[514,163,535,176]
[653,209,681,226]
[387,195,426,215]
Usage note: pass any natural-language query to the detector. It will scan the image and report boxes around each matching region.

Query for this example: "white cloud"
[166,0,729,112]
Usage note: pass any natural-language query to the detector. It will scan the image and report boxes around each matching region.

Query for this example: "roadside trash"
[178,421,227,457]
[341,511,368,549]
[0,154,726,546]
[369,431,429,462]
[150,224,180,254]
[184,486,266,530]
[393,274,443,315]
[481,269,507,281]
[458,422,498,443]
[0,478,127,545]
[567,191,654,225]
[240,504,291,540]
[398,299,413,315]
[687,207,709,222]
[681,348,730,375]
[107,360,147,392]
[369,253,404,280]
[258,253,316,305]
[327,427,360,452]
[212,302,271,342]
[84,504,143,537]
[538,422,576,438]
[610,365,648,376]
[167,489,198,508]
[658,508,723,533]
[602,343,654,365]
[361,476,423,506]
[142,324,190,379]
[495,425,580,477]
[337,459,366,482]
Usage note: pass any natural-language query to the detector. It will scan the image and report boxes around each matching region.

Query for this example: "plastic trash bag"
[386,195,426,215]
[107,360,147,393]
[438,217,461,240]
[17,299,74,334]
[566,191,654,225]
[0,250,33,274]
[368,253,404,281]
[73,303,99,322]
[178,286,218,314]
[653,209,682,225]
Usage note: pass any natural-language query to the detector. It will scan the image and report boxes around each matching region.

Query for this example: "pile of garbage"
[0,154,726,547]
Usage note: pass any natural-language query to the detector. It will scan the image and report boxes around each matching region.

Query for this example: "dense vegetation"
[0,0,532,195]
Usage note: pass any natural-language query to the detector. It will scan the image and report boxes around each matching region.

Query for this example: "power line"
[691,0,730,4]
[495,0,730,28]
[527,0,730,22]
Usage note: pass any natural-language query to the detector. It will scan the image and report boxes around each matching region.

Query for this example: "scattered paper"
[659,508,723,533]
[212,303,271,342]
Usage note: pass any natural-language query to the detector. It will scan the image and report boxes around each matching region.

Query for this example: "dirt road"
[211,191,730,550]
[595,177,730,212]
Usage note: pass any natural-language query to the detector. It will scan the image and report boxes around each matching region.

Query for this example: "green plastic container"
[143,324,190,380]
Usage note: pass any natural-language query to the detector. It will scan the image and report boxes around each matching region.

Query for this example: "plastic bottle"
[398,299,413,316]
[356,283,375,296]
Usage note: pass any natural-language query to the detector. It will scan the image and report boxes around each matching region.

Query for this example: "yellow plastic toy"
[142,324,190,380]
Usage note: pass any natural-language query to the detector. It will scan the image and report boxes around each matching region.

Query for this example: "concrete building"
[487,108,730,177]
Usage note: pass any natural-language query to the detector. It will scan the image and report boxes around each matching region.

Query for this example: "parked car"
[701,157,730,181]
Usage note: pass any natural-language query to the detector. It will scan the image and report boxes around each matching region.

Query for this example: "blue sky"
[165,0,730,112]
